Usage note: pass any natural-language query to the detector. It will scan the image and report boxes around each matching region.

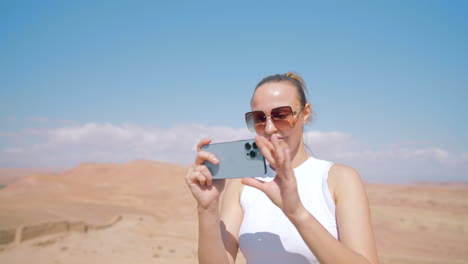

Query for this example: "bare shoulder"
[327,163,365,203]
[328,164,379,263]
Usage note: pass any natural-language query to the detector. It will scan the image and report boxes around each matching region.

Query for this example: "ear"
[302,103,312,124]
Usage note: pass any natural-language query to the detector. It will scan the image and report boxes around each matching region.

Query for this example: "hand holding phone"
[202,139,269,179]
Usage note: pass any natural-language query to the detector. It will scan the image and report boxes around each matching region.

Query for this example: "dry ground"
[0,160,467,263]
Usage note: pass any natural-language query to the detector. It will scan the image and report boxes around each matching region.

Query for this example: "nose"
[263,116,278,135]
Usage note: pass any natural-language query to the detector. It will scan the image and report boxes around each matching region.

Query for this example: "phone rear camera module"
[245,143,251,150]
[252,142,257,149]
[249,150,256,158]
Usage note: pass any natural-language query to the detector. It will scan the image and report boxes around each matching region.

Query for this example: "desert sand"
[0,160,467,264]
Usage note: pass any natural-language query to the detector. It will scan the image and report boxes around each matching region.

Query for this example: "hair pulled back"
[253,72,308,107]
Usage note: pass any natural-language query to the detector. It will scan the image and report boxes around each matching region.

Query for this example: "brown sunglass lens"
[271,106,293,120]
[246,106,295,132]
[252,111,267,123]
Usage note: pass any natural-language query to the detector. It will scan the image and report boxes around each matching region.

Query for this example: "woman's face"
[250,81,310,152]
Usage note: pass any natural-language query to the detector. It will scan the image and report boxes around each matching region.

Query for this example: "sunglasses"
[245,105,304,132]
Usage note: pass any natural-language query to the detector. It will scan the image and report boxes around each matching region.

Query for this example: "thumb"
[241,177,267,192]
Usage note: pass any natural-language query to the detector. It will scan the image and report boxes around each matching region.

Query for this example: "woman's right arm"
[185,138,243,264]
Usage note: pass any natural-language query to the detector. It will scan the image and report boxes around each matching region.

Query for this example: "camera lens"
[245,143,251,150]
[249,150,256,158]
[252,142,257,149]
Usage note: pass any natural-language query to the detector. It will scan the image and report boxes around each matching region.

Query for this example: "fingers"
[200,165,213,186]
[255,135,275,165]
[241,177,267,192]
[256,135,290,171]
[282,145,293,173]
[186,164,213,186]
[271,135,285,166]
[195,138,219,165]
[186,138,218,188]
[195,150,219,166]
[196,138,212,151]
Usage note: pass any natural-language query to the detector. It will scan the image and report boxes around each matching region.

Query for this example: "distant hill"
[0,160,467,263]
[0,167,67,185]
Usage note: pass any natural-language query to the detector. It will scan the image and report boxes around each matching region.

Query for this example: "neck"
[291,143,310,168]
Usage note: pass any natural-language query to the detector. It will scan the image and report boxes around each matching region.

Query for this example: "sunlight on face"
[251,81,307,149]
[252,81,301,111]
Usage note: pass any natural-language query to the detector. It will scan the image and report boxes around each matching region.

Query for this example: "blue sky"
[1,0,467,183]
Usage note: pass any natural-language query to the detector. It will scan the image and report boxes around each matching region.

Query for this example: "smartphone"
[202,139,267,179]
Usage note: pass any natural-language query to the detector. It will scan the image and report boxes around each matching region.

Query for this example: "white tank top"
[238,156,338,264]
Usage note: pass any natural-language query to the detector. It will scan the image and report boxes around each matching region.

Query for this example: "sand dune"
[0,167,65,185]
[0,160,467,263]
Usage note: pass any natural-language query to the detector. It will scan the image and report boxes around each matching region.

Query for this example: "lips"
[268,135,283,141]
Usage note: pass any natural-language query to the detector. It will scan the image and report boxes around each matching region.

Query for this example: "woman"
[185,72,379,264]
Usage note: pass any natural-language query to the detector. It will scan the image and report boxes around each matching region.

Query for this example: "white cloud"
[1,123,467,183]
[1,122,253,168]
[303,131,468,183]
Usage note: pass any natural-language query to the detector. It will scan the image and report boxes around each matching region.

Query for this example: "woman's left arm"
[242,135,379,264]
[290,164,379,264]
